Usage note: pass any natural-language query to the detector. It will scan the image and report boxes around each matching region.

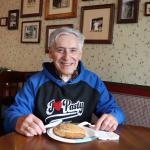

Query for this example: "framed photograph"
[0,17,8,26]
[21,0,43,17]
[117,0,140,23]
[45,0,77,20]
[21,20,41,43]
[45,24,73,53]
[144,2,150,16]
[8,9,19,30]
[80,4,115,44]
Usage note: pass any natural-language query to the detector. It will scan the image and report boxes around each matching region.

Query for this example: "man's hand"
[16,114,46,137]
[94,114,118,132]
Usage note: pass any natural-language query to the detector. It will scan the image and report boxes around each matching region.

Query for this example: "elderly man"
[4,28,125,136]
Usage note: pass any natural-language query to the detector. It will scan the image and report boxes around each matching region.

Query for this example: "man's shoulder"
[29,70,45,80]
[27,70,49,86]
[84,68,100,79]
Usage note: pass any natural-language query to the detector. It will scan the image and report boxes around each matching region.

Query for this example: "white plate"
[47,126,97,143]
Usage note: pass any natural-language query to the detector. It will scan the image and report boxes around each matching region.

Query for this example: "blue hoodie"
[4,62,125,132]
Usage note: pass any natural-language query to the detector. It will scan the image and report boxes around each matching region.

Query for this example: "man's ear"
[79,51,83,60]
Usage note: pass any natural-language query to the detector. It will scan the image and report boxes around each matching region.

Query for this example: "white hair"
[48,27,85,50]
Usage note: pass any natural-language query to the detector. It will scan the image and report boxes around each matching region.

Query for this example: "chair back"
[0,71,36,135]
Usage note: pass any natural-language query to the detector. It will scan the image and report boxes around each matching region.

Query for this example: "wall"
[0,0,150,86]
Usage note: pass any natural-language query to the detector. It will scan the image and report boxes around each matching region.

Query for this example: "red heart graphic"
[53,101,62,111]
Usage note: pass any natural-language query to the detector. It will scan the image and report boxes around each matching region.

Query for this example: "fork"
[78,121,95,127]
[78,121,119,140]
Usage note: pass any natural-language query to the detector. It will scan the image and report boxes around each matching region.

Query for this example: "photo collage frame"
[0,0,149,53]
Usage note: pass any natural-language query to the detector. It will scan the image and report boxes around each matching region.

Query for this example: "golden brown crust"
[53,123,86,139]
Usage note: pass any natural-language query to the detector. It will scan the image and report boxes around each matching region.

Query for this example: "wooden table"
[0,125,150,150]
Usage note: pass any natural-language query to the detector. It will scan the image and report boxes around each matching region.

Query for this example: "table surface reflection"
[0,125,150,150]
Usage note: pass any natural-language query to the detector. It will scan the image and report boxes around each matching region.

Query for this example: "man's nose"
[63,50,71,59]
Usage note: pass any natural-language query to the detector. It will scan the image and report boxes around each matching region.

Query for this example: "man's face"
[49,34,82,77]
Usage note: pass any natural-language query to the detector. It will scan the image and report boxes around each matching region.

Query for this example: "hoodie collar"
[42,61,85,85]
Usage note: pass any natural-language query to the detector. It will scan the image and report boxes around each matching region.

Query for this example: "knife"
[44,119,62,129]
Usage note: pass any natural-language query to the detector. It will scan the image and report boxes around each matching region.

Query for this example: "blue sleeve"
[3,79,35,133]
[95,79,125,124]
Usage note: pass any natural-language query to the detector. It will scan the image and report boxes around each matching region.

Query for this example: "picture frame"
[144,2,150,16]
[45,24,73,53]
[117,0,140,23]
[8,9,19,30]
[45,0,77,20]
[80,4,115,44]
[0,17,8,26]
[21,0,43,17]
[21,20,41,43]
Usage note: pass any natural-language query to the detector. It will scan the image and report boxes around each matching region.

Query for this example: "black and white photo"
[117,0,139,23]
[121,0,134,19]
[144,2,150,16]
[8,9,19,29]
[91,17,103,32]
[21,21,41,43]
[53,0,70,9]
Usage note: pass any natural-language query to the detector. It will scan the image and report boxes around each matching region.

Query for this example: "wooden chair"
[0,71,36,135]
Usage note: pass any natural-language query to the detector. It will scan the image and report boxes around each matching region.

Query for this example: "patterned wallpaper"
[0,0,150,86]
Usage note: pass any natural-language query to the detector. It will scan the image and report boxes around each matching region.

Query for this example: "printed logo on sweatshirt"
[45,99,84,123]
